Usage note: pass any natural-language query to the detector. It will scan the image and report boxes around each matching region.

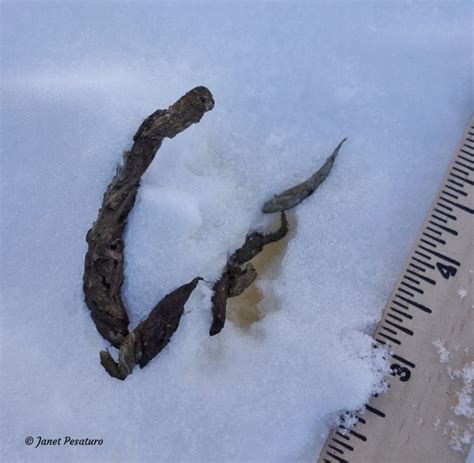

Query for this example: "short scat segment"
[231,212,289,265]
[101,277,202,380]
[210,212,288,336]
[262,138,347,214]
[228,263,258,297]
[210,136,346,335]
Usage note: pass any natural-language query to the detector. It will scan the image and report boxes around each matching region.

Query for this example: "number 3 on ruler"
[436,262,457,279]
[390,363,411,382]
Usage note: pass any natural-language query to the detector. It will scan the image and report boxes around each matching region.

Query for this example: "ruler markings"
[403,274,421,285]
[458,155,474,164]
[333,439,354,451]
[386,314,405,324]
[441,189,459,199]
[381,325,398,335]
[414,249,432,260]
[435,201,454,211]
[445,184,468,196]
[317,115,473,463]
[412,256,433,269]
[451,166,470,176]
[431,213,448,223]
[425,226,442,235]
[422,232,446,244]
[428,220,457,235]
[406,269,436,285]
[400,281,423,294]
[418,245,461,266]
[348,430,367,442]
[459,149,474,158]
[389,307,412,319]
[365,405,385,418]
[460,147,474,155]
[409,262,426,272]
[391,354,415,369]
[391,299,408,310]
[419,238,437,248]
[379,333,401,345]
[439,196,474,213]
[328,444,345,454]
[326,452,348,463]
[395,294,431,313]
[396,288,414,299]
[454,160,474,171]
[449,172,470,183]
[447,178,465,187]
[392,300,408,310]
[336,431,351,441]
[385,320,414,336]
[450,173,474,185]
[397,287,415,298]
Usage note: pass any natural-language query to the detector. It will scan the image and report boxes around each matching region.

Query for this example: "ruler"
[317,116,474,463]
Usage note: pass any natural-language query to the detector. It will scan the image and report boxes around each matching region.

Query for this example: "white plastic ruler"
[317,116,474,463]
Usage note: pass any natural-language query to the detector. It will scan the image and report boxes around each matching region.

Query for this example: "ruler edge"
[317,114,474,463]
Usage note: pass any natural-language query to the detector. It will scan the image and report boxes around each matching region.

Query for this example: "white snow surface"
[1,1,472,461]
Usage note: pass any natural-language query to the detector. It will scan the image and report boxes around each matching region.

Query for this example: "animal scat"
[83,87,214,348]
[228,263,257,297]
[137,277,202,368]
[209,270,230,336]
[100,350,125,380]
[100,277,202,380]
[262,138,347,213]
[231,212,288,265]
[209,212,288,336]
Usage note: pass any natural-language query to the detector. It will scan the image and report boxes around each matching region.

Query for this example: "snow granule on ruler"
[448,362,474,452]
[433,339,452,364]
[1,1,472,461]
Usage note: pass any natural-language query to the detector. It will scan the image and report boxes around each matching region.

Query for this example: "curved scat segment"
[209,212,288,336]
[228,263,257,298]
[262,138,347,214]
[209,270,230,336]
[209,262,257,336]
[231,212,288,265]
[83,87,213,348]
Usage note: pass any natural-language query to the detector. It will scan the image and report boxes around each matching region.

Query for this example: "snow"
[453,362,474,421]
[1,1,472,461]
[433,339,452,364]
[444,419,473,453]
[434,348,473,453]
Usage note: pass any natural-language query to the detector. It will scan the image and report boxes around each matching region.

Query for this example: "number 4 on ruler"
[436,262,457,279]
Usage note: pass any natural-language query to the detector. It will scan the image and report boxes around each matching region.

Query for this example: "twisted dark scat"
[210,212,289,336]
[84,85,345,377]
[262,138,347,214]
[209,138,347,336]
[83,87,213,378]
[101,277,202,380]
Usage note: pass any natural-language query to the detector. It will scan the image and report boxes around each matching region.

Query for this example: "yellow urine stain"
[226,212,293,328]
